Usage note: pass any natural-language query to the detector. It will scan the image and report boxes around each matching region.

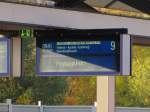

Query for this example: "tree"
[129,46,150,107]
[116,46,150,107]
[0,77,23,103]
[64,77,96,105]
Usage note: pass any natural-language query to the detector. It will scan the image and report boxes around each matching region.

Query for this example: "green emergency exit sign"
[20,29,34,38]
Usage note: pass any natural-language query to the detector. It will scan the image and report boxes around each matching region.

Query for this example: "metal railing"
[116,107,150,112]
[0,100,150,112]
[0,103,9,112]
[0,100,96,112]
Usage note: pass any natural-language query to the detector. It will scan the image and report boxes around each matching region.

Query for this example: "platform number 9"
[111,41,116,51]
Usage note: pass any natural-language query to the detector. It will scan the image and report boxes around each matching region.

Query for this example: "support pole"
[97,76,115,112]
[38,101,43,112]
[6,99,12,112]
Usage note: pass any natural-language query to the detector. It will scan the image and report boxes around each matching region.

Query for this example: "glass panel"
[0,40,8,74]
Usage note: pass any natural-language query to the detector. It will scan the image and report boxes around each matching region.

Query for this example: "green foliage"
[0,78,23,103]
[30,77,68,105]
[22,37,36,76]
[0,77,68,105]
[129,46,150,107]
[116,46,150,107]
[16,88,33,104]
[64,77,96,105]
[116,77,136,106]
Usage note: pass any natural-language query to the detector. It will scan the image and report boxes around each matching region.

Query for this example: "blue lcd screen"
[42,41,116,54]
[36,30,121,76]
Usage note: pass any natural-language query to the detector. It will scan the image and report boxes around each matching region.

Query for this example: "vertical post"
[12,37,21,77]
[97,76,115,112]
[121,34,131,75]
[38,101,43,112]
[36,0,43,4]
[6,99,12,112]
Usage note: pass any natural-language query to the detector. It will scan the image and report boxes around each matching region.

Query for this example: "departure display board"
[0,37,10,76]
[36,29,131,76]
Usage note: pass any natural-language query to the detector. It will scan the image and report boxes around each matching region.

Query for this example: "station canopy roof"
[3,0,150,15]
[0,0,150,37]
[53,0,150,15]
[57,0,150,19]
[85,0,150,14]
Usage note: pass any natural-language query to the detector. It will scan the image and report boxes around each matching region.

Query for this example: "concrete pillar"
[12,37,22,77]
[97,76,115,112]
